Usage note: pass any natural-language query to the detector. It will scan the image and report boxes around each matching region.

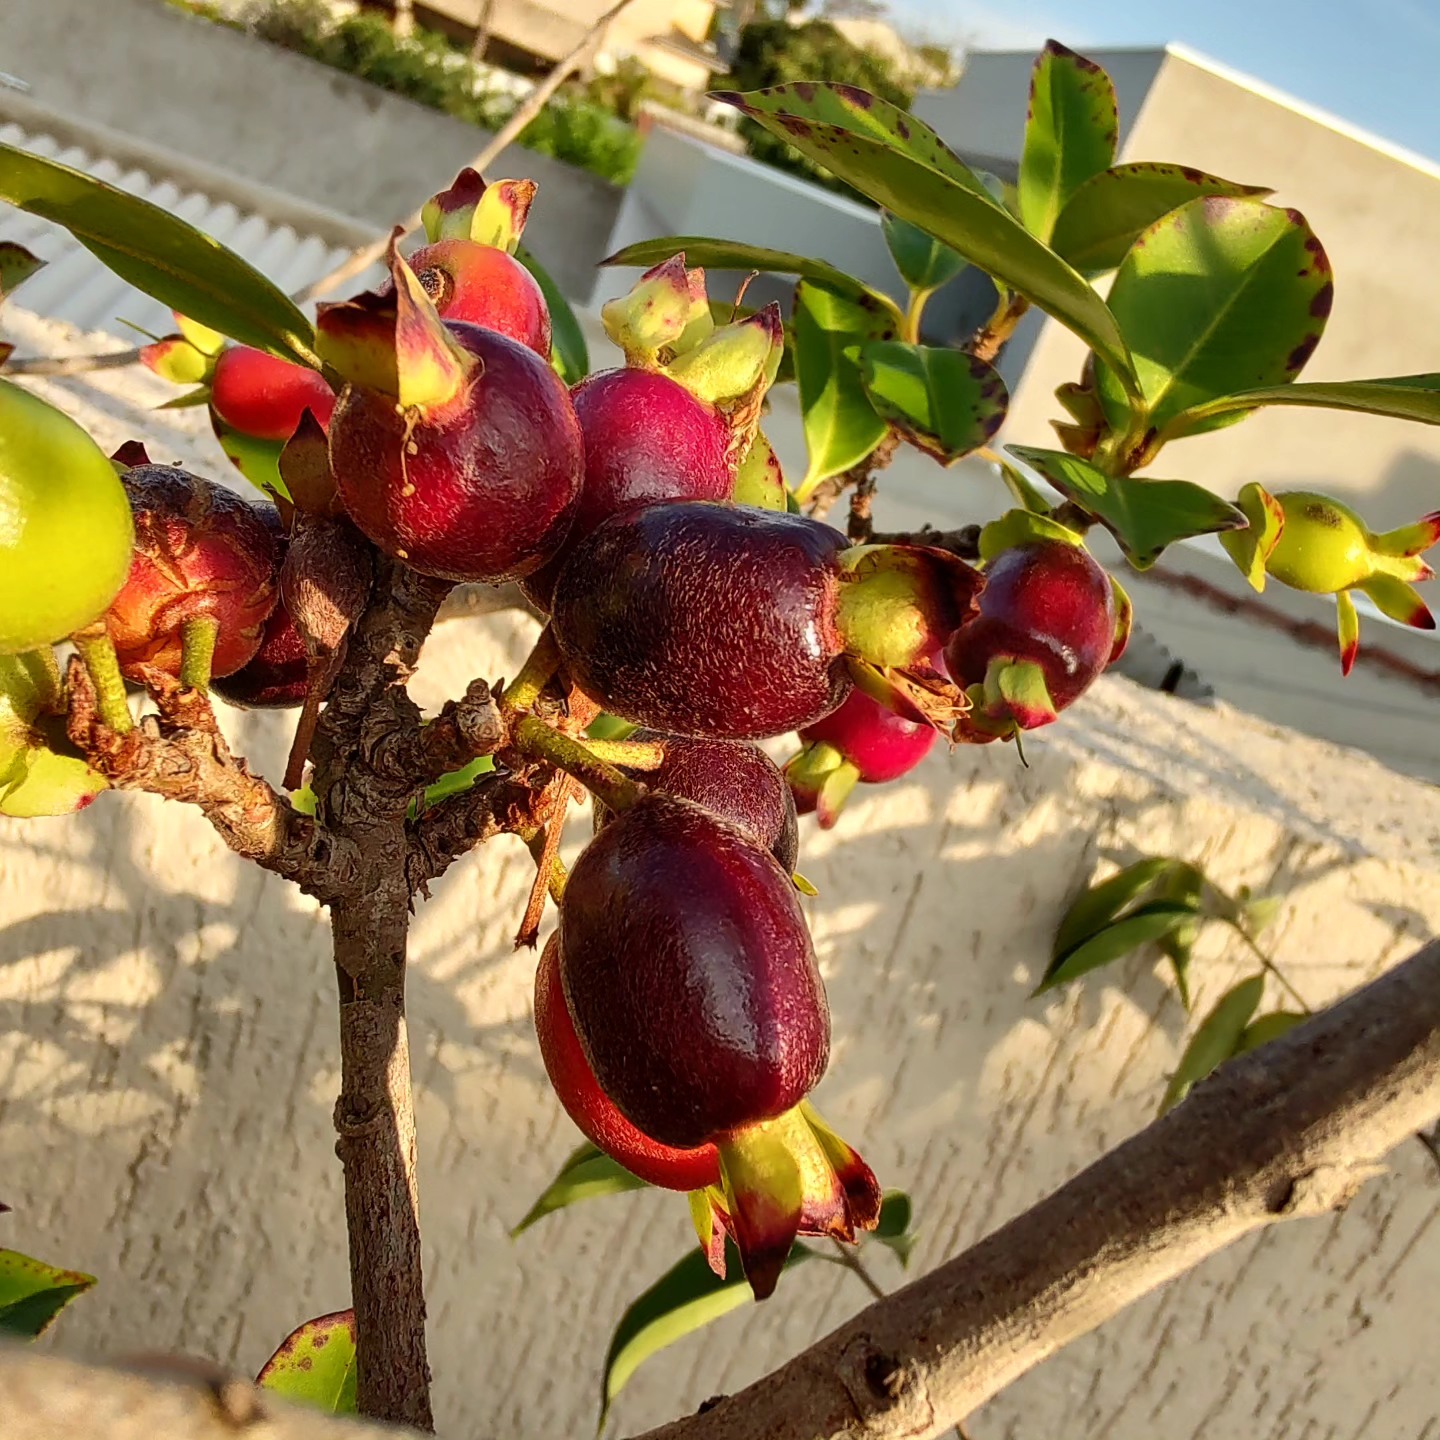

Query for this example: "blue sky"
[890,0,1440,162]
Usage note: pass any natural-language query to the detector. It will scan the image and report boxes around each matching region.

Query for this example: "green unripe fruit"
[0,381,135,654]
[1265,492,1372,594]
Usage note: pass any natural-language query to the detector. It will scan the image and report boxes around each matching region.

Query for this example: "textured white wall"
[1,322,1438,1439]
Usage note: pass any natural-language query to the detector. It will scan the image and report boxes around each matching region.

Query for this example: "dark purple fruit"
[559,793,828,1149]
[551,503,852,739]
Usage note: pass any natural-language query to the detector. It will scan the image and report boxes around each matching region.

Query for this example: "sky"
[889,0,1440,163]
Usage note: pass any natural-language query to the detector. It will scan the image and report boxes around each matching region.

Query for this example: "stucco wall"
[0,332,1438,1439]
[2,0,623,300]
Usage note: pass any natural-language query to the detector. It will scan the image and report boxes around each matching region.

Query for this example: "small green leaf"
[880,212,966,293]
[517,246,588,385]
[853,342,1007,464]
[712,87,1139,400]
[792,280,893,489]
[1095,196,1332,434]
[418,754,494,811]
[1051,856,1180,961]
[1236,1010,1307,1054]
[1007,445,1246,569]
[0,142,318,367]
[1018,41,1118,244]
[1036,903,1198,995]
[211,413,288,501]
[1162,374,1440,440]
[1050,163,1272,276]
[511,1141,649,1237]
[600,1241,814,1428]
[0,1249,96,1339]
[1159,918,1200,1011]
[256,1310,357,1415]
[1159,973,1266,1115]
[872,1189,917,1268]
[0,241,45,300]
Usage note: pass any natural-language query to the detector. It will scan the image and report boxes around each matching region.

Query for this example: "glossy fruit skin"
[1265,491,1372,593]
[329,321,583,583]
[560,794,829,1150]
[601,732,799,871]
[943,540,1117,717]
[210,346,336,442]
[522,369,734,609]
[0,380,135,654]
[408,239,551,360]
[552,502,853,739]
[799,687,935,783]
[211,508,307,708]
[534,935,721,1191]
[107,466,280,680]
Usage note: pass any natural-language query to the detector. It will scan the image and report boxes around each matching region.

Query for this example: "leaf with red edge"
[0,241,45,301]
[0,1248,95,1339]
[256,1309,358,1414]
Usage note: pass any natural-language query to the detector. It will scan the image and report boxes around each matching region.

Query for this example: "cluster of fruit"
[0,169,1154,1296]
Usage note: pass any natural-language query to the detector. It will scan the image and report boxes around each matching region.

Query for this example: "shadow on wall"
[0,611,1437,1436]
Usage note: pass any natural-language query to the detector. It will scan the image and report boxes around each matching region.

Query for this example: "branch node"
[837,1337,933,1433]
[1266,1161,1389,1217]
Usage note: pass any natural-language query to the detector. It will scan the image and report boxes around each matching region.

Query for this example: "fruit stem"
[179,615,220,693]
[581,737,667,770]
[24,645,66,714]
[902,287,930,346]
[511,715,645,814]
[501,623,561,714]
[71,623,133,735]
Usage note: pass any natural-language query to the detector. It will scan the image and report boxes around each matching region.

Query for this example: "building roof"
[642,31,726,72]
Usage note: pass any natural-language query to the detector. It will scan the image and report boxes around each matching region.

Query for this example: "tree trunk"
[469,0,495,63]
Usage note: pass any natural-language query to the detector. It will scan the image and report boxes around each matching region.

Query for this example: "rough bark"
[634,938,1440,1440]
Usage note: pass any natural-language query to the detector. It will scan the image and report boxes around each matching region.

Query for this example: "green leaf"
[601,1241,813,1428]
[1159,973,1266,1115]
[1162,374,1440,439]
[853,342,1007,464]
[418,754,494,811]
[601,235,894,315]
[713,87,1139,400]
[880,213,966,293]
[1036,903,1198,995]
[791,279,893,490]
[1095,196,1332,434]
[872,1189,917,1268]
[1006,445,1246,569]
[1050,164,1273,276]
[256,1310,358,1414]
[211,413,288,501]
[1052,856,1180,961]
[516,245,588,385]
[1236,1010,1307,1054]
[0,241,45,300]
[0,1249,96,1339]
[1018,41,1118,244]
[511,1141,649,1237]
[0,142,318,368]
[1160,921,1198,1011]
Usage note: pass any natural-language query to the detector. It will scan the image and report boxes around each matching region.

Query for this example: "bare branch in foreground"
[637,938,1440,1440]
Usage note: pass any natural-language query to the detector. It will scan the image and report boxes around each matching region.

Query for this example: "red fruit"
[328,321,583,583]
[522,369,734,609]
[408,239,551,360]
[211,508,307,709]
[210,346,336,442]
[943,539,1117,735]
[552,503,853,739]
[534,934,720,1192]
[106,465,279,680]
[600,732,799,871]
[785,687,935,828]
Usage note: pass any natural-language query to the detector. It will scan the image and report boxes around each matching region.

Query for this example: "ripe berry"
[408,238,551,360]
[598,732,799,871]
[0,380,134,655]
[329,321,583,583]
[944,538,1116,736]
[534,934,720,1192]
[522,368,734,608]
[211,508,307,709]
[785,687,935,828]
[106,464,280,680]
[209,346,336,442]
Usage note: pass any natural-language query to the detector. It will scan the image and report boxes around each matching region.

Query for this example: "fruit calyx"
[315,232,476,413]
[833,544,982,734]
[601,254,712,370]
[420,168,536,252]
[783,741,859,829]
[699,1101,882,1299]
